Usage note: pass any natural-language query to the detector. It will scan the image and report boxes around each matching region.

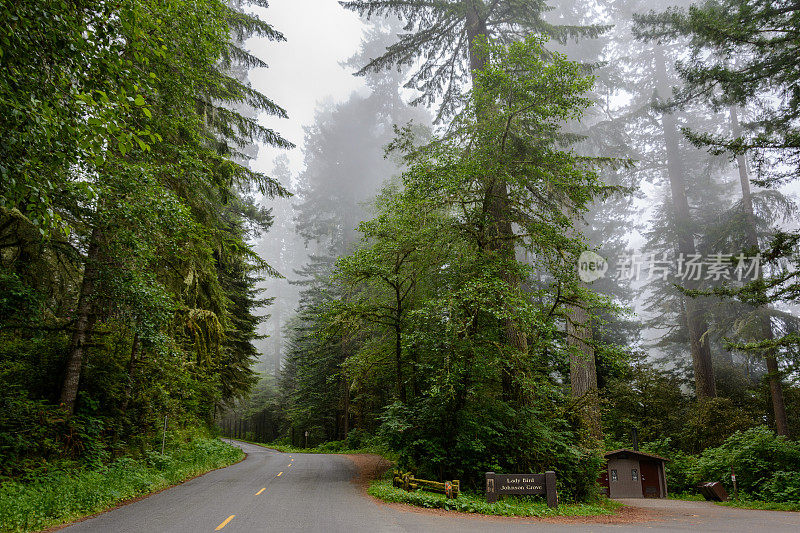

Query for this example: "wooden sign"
[485,471,558,507]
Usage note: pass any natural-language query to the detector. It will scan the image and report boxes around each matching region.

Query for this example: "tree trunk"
[729,107,789,436]
[566,298,601,439]
[562,197,601,438]
[655,47,716,399]
[392,276,408,403]
[59,225,102,414]
[467,6,528,403]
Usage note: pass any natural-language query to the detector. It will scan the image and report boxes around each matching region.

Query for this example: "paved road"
[61,440,800,533]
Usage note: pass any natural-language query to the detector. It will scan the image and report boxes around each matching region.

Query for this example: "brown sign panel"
[485,471,558,508]
[490,473,546,494]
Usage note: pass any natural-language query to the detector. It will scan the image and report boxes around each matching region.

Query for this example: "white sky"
[245,0,369,177]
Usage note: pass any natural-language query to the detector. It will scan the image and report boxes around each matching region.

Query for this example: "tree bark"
[562,204,601,438]
[729,107,789,436]
[566,297,601,438]
[655,47,716,399]
[59,225,102,414]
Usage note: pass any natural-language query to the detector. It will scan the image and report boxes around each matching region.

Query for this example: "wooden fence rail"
[392,470,460,499]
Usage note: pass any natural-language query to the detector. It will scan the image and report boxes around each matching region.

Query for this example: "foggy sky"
[245,0,369,177]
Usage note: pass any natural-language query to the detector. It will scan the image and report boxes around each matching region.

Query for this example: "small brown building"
[599,449,668,499]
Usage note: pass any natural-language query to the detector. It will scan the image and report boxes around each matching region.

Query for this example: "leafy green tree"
[341,1,606,403]
[633,0,800,183]
[335,185,446,404]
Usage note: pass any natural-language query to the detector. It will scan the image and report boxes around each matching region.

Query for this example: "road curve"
[61,440,800,533]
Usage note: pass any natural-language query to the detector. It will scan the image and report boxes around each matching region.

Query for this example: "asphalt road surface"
[61,440,800,533]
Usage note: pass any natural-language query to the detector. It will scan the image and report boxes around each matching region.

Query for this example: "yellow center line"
[215,515,235,530]
[277,471,283,476]
[255,487,266,495]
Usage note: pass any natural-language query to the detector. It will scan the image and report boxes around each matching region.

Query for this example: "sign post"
[485,471,558,508]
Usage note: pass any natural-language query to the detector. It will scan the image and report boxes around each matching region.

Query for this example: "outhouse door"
[640,460,660,498]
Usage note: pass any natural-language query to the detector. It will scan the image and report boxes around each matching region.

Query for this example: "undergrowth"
[367,479,621,517]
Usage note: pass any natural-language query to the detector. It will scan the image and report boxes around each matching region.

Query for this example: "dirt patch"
[344,453,393,490]
[539,504,662,524]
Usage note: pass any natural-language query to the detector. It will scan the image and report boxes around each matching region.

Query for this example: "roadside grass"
[668,491,799,511]
[718,500,800,512]
[0,437,243,533]
[668,491,705,501]
[241,439,398,461]
[368,479,621,517]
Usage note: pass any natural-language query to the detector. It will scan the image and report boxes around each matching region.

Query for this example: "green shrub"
[692,426,800,503]
[759,471,800,503]
[380,399,603,502]
[316,440,347,452]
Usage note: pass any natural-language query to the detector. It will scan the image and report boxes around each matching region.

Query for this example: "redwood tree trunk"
[730,107,789,436]
[655,48,716,399]
[60,225,102,414]
[563,205,601,437]
[566,297,601,438]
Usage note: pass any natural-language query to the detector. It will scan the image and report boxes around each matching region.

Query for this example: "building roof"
[604,448,669,462]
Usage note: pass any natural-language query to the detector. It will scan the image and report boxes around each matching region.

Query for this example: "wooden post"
[545,470,558,508]
[486,472,497,503]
